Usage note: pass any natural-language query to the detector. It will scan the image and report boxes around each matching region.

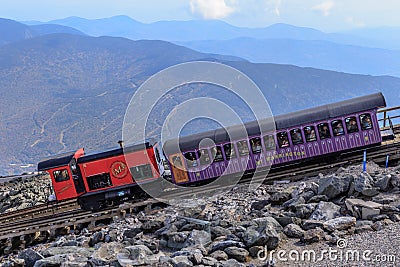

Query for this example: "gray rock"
[301,228,325,244]
[368,214,389,222]
[224,246,249,262]
[167,232,189,249]
[269,191,291,205]
[220,258,246,267]
[118,245,154,266]
[123,228,142,238]
[18,248,43,267]
[390,174,400,188]
[294,203,317,219]
[355,225,374,234]
[301,220,325,231]
[274,215,301,227]
[309,201,341,221]
[142,219,164,233]
[323,217,356,232]
[282,196,306,210]
[41,246,92,257]
[210,250,228,261]
[374,174,392,191]
[283,224,304,238]
[307,195,329,203]
[248,246,264,258]
[89,231,105,246]
[211,226,231,239]
[209,240,246,253]
[318,175,353,199]
[201,256,218,266]
[184,230,211,247]
[354,172,379,197]
[243,224,280,250]
[170,256,193,267]
[251,199,270,210]
[89,242,124,266]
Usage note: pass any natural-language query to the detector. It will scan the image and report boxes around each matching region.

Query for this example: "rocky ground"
[0,175,51,214]
[1,162,400,266]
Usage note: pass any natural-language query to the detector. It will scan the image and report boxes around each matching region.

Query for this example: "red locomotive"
[38,142,164,210]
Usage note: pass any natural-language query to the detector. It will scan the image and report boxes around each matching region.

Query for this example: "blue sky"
[1,0,400,31]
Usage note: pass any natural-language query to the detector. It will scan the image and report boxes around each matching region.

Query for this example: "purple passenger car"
[163,93,386,185]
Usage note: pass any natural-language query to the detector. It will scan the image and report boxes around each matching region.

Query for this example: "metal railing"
[378,106,400,128]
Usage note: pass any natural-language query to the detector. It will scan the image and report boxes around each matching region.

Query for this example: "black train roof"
[163,92,386,154]
[38,142,152,170]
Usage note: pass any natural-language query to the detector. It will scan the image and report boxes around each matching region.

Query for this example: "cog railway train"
[38,93,388,210]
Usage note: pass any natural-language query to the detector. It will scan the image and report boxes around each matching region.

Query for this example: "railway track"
[0,128,399,254]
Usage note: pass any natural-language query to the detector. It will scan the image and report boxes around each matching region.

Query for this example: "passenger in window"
[237,141,249,156]
[212,146,224,161]
[199,149,211,165]
[252,139,262,153]
[223,143,236,159]
[291,130,303,145]
[278,134,289,147]
[346,118,358,133]
[361,115,372,130]
[333,122,345,136]
[319,124,331,139]
[264,135,275,150]
[305,127,317,142]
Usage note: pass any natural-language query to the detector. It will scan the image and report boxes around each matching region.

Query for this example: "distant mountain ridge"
[0,18,85,46]
[24,16,387,48]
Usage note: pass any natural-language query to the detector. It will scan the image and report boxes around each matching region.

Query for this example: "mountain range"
[21,16,400,77]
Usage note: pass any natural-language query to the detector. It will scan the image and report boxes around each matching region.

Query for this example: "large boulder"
[242,217,281,249]
[224,247,249,262]
[354,173,379,197]
[18,248,43,267]
[318,175,353,199]
[323,217,357,232]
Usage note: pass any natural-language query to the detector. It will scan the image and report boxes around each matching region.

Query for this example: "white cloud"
[346,16,365,28]
[312,1,335,16]
[190,0,236,19]
[264,0,281,16]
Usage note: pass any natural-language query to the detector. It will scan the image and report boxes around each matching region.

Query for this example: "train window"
[171,155,184,169]
[277,132,289,148]
[223,143,237,160]
[87,173,112,190]
[290,129,303,145]
[263,135,276,151]
[345,116,359,133]
[130,164,153,181]
[332,120,345,136]
[53,169,70,182]
[250,137,262,154]
[304,126,317,142]
[184,151,198,167]
[211,146,224,162]
[199,149,211,165]
[318,123,331,139]
[237,140,249,156]
[360,113,373,130]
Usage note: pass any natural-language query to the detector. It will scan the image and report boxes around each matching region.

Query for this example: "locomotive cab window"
[250,137,262,154]
[290,129,303,145]
[304,126,317,142]
[332,120,345,136]
[237,140,249,156]
[87,173,112,190]
[345,117,359,133]
[263,135,276,151]
[318,123,331,139]
[199,149,211,165]
[223,143,237,160]
[184,151,198,167]
[360,114,373,130]
[53,169,70,182]
[277,132,290,148]
[130,164,153,181]
[211,146,224,162]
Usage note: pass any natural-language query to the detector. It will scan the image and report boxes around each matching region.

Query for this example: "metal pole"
[386,154,390,169]
[363,150,367,172]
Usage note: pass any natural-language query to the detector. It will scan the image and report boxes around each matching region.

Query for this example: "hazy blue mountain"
[0,18,86,46]
[27,16,390,49]
[341,27,400,50]
[180,37,400,77]
[0,33,399,175]
[30,24,86,36]
[0,18,36,45]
